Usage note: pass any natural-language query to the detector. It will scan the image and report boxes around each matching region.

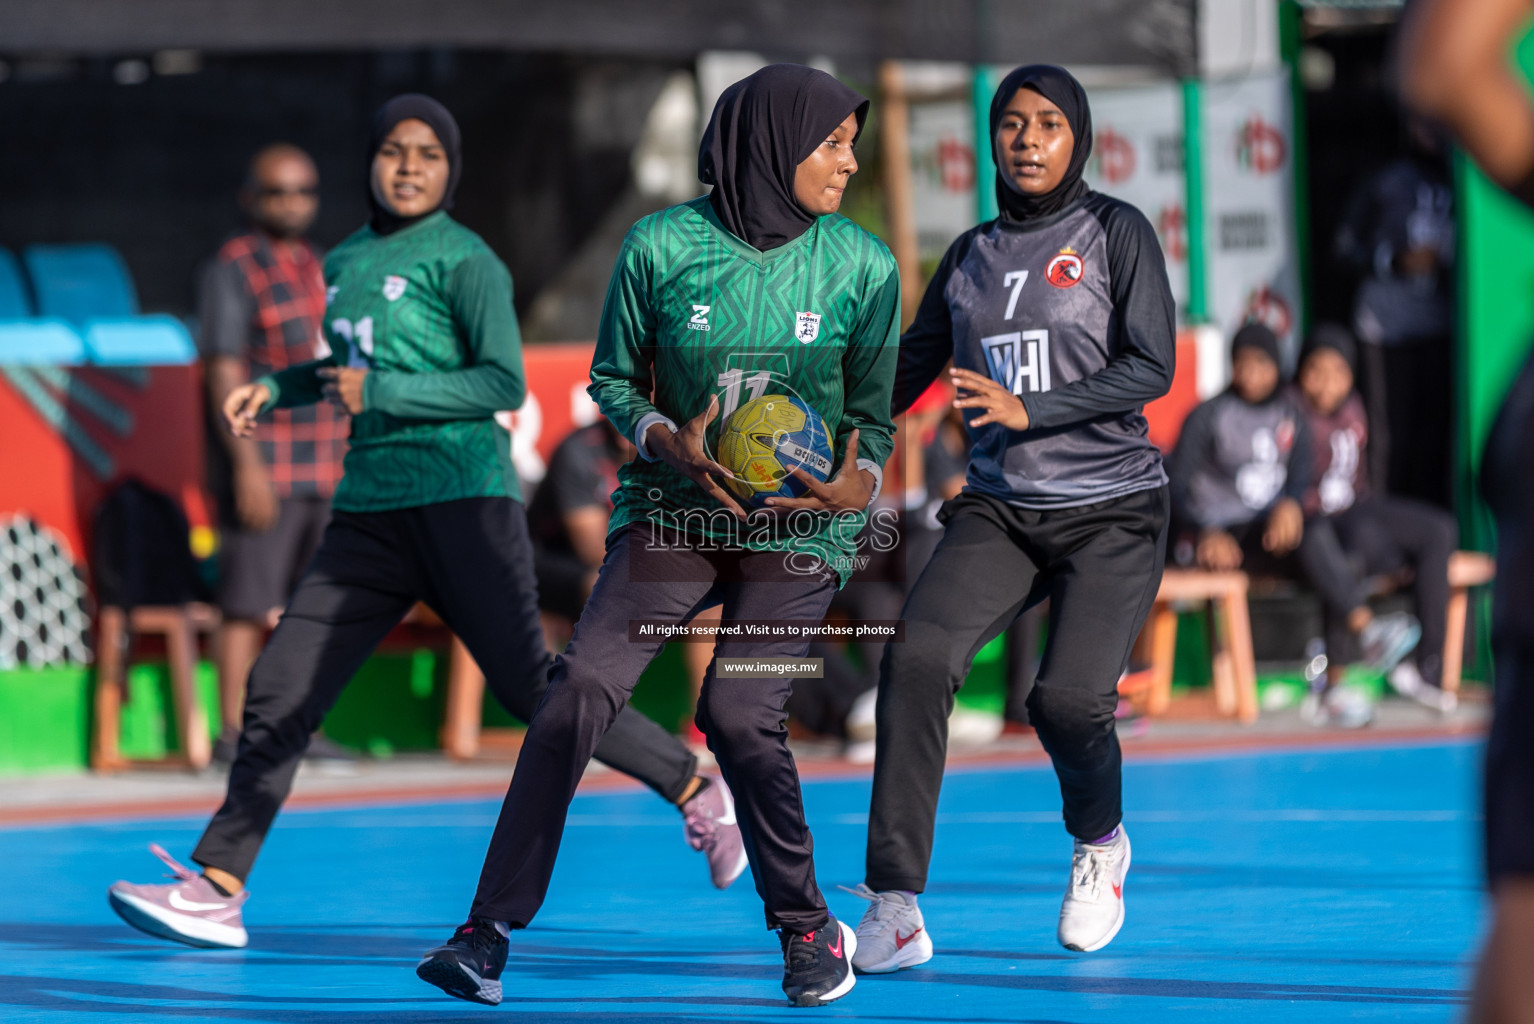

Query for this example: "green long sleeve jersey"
[592,197,901,586]
[257,212,525,512]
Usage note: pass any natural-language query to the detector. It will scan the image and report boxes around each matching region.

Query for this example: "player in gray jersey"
[848,65,1173,968]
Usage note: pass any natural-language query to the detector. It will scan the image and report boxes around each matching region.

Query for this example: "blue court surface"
[1,740,1481,1022]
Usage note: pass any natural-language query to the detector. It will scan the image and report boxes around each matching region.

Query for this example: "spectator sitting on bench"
[1293,323,1459,714]
[1168,321,1420,728]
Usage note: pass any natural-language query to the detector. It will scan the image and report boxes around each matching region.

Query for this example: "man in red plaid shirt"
[197,143,351,764]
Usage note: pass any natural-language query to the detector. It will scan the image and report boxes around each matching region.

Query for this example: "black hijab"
[988,64,1093,222]
[1231,321,1282,367]
[369,94,462,236]
[1300,322,1359,372]
[699,64,869,251]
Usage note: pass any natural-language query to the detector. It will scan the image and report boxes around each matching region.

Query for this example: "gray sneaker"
[1359,612,1421,674]
[844,884,932,973]
[681,776,748,889]
[107,844,249,948]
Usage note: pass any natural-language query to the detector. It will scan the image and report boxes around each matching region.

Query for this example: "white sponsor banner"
[1081,82,1190,315]
[908,100,979,261]
[1202,70,1303,374]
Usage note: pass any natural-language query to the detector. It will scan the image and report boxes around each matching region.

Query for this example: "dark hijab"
[988,64,1093,222]
[1231,321,1282,367]
[699,64,869,251]
[369,94,462,236]
[1300,322,1359,372]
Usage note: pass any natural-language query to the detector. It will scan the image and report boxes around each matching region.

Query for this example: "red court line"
[0,723,1483,828]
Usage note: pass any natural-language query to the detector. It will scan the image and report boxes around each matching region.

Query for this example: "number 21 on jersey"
[330,317,374,368]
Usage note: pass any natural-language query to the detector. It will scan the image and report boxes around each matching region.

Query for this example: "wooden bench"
[92,602,220,772]
[1140,569,1258,724]
[1136,550,1497,724]
[1444,550,1496,694]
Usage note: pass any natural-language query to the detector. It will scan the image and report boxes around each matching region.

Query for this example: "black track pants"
[191,499,697,881]
[866,486,1168,893]
[1330,496,1456,682]
[470,523,838,933]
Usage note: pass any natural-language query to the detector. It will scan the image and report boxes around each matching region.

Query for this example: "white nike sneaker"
[1057,826,1131,952]
[842,884,933,973]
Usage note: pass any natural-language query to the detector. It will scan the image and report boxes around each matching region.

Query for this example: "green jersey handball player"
[416,65,900,1008]
[106,95,743,951]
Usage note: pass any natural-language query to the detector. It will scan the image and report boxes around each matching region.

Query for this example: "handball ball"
[716,394,834,507]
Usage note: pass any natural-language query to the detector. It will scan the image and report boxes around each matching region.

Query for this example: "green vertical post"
[974,65,998,222]
[1182,77,1208,322]
[1278,0,1312,336]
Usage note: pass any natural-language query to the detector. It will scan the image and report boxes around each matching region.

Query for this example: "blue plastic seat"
[0,249,33,318]
[83,316,195,365]
[21,244,194,365]
[24,243,139,323]
[0,320,86,364]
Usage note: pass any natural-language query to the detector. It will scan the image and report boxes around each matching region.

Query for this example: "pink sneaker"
[681,776,749,889]
[108,844,249,948]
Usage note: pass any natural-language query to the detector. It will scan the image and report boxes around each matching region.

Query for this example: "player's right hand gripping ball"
[716,394,834,508]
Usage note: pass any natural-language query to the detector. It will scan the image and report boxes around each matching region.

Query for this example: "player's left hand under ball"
[950,367,1031,430]
[647,395,749,520]
[765,428,875,514]
[318,367,368,415]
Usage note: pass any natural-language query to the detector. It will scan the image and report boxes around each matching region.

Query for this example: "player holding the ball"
[419,65,899,1009]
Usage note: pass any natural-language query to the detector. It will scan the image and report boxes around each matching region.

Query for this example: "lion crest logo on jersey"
[1045,249,1083,289]
[794,311,822,343]
[382,275,408,301]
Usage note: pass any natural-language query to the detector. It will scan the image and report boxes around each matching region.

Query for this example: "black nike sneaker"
[416,917,508,1005]
[780,914,858,1007]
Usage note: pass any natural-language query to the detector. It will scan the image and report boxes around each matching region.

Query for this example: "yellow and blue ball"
[716,394,834,507]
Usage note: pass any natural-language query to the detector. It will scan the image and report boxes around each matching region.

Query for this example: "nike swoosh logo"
[827,928,843,959]
[1112,883,1123,900]
[716,787,737,827]
[895,926,924,950]
[168,891,228,912]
